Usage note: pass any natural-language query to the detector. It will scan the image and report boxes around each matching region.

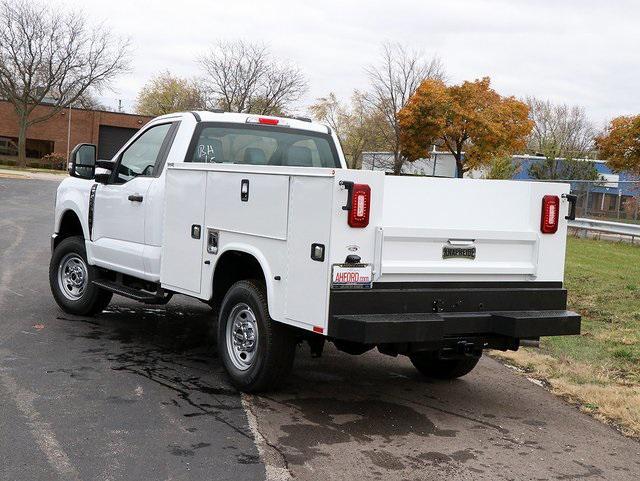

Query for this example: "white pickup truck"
[50,111,580,392]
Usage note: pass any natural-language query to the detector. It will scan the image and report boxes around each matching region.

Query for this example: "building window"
[0,136,54,159]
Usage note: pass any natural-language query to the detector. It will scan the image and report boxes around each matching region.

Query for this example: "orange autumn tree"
[596,115,640,175]
[398,77,533,178]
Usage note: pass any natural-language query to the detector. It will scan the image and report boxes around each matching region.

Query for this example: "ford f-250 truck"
[50,111,580,392]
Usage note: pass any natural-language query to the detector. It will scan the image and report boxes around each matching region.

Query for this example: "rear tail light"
[541,195,560,234]
[348,184,371,228]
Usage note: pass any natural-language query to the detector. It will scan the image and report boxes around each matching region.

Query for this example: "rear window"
[186,123,340,168]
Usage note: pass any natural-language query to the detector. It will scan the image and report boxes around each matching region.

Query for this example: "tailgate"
[379,176,570,283]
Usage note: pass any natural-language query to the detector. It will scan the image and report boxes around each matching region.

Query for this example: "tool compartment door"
[160,168,206,294]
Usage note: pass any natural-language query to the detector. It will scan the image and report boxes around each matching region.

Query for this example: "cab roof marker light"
[245,116,288,126]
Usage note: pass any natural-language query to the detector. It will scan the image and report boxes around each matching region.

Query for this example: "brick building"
[0,100,152,164]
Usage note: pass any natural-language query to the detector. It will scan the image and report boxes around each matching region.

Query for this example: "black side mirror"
[94,160,115,184]
[68,144,96,179]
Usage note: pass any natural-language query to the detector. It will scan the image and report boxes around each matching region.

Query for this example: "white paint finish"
[168,161,337,178]
[54,111,574,339]
[380,176,570,282]
[382,227,538,276]
[53,177,93,240]
[205,238,287,322]
[142,244,162,282]
[90,176,153,276]
[328,169,385,268]
[160,169,206,294]
[143,116,197,250]
[284,176,333,329]
[88,237,147,278]
[205,171,290,241]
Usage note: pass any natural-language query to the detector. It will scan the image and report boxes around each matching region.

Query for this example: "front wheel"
[410,351,481,379]
[49,236,112,316]
[217,280,296,392]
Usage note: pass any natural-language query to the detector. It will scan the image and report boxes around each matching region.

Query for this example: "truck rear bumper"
[329,310,581,344]
[327,282,581,345]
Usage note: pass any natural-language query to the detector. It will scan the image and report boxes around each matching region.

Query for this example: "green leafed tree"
[309,91,388,168]
[485,156,519,179]
[136,71,205,116]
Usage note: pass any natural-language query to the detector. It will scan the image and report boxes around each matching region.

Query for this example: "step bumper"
[329,310,581,344]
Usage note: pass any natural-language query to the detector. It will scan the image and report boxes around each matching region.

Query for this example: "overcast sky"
[53,0,639,126]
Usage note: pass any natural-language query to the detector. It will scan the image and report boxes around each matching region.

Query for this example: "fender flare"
[213,242,278,318]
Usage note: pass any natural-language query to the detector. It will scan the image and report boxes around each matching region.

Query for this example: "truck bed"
[160,162,577,343]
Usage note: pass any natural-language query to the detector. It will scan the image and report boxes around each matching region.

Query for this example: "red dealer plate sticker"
[331,264,373,289]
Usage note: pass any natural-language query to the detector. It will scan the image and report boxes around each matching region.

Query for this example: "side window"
[114,124,172,183]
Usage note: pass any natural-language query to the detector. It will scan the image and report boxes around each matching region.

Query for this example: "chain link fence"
[535,179,640,223]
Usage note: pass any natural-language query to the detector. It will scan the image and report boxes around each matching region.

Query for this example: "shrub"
[40,153,66,170]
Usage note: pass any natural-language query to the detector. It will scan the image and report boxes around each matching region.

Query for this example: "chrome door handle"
[128,194,143,202]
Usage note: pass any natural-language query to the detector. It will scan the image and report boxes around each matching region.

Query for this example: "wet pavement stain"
[362,449,406,470]
[256,395,458,467]
[54,303,254,442]
[237,453,261,464]
[276,397,457,442]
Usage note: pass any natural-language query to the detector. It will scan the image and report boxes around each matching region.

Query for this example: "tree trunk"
[17,120,28,169]
[455,157,464,178]
[392,151,403,175]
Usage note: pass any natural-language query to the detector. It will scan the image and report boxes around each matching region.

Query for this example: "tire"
[410,351,481,380]
[217,280,296,392]
[49,236,112,316]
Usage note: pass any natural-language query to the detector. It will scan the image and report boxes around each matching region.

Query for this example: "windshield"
[186,123,340,168]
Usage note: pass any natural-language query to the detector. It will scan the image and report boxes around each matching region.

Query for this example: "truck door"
[91,122,177,279]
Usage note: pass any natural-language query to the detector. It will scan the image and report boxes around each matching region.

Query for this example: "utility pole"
[66,103,72,164]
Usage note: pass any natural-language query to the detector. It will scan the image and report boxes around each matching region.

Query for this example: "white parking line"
[0,359,81,481]
[241,394,292,481]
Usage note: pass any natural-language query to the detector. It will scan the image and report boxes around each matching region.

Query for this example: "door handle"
[128,194,143,202]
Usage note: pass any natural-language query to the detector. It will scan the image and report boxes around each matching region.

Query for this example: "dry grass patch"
[492,348,640,437]
[492,237,640,438]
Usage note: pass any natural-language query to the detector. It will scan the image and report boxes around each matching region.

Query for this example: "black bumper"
[328,282,581,344]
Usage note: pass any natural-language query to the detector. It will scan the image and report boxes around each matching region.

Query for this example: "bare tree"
[365,42,445,174]
[526,97,599,181]
[199,40,307,115]
[526,97,596,160]
[0,0,129,167]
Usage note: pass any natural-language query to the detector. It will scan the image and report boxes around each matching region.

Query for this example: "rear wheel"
[217,280,296,392]
[49,236,112,316]
[410,351,481,379]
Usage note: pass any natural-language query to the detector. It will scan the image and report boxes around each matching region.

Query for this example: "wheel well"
[211,251,266,307]
[55,210,84,249]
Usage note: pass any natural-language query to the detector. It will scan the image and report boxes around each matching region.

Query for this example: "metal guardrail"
[568,217,640,241]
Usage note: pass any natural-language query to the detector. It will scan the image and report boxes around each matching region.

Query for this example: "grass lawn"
[0,163,66,175]
[493,236,640,437]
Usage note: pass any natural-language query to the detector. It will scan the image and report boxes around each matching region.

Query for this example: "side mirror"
[94,160,115,184]
[68,144,96,179]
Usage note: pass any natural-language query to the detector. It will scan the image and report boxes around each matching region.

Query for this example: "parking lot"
[1,176,639,481]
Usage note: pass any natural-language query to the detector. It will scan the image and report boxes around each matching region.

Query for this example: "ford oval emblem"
[347,245,359,252]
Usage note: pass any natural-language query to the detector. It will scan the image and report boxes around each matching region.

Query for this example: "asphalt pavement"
[1,176,639,481]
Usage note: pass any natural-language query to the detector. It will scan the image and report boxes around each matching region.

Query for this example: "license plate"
[331,264,373,289]
[442,246,476,259]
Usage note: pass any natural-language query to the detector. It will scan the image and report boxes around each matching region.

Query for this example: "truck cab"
[50,111,580,392]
